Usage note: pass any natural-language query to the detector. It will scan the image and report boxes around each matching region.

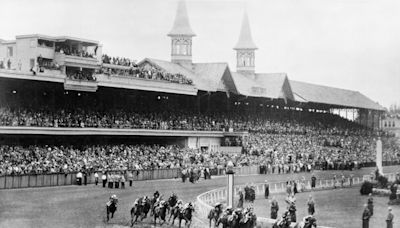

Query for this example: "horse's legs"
[106,207,109,222]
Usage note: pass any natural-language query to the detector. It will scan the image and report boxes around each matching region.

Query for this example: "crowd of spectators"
[1,106,399,175]
[102,54,135,67]
[55,44,94,58]
[66,70,96,81]
[99,64,193,85]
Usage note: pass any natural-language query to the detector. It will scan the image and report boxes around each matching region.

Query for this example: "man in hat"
[311,174,316,190]
[386,207,394,228]
[101,172,107,188]
[307,195,315,215]
[270,196,279,219]
[264,180,270,199]
[237,190,244,208]
[362,204,371,228]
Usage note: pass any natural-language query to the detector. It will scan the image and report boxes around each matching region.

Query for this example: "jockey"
[107,194,118,207]
[134,198,140,206]
[214,202,222,213]
[141,196,148,205]
[154,191,160,199]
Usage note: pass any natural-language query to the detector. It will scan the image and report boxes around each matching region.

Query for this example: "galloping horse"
[106,198,118,222]
[130,196,151,226]
[298,215,317,228]
[153,201,169,226]
[178,203,195,228]
[130,200,143,226]
[169,203,182,225]
[207,205,223,228]
[167,194,178,222]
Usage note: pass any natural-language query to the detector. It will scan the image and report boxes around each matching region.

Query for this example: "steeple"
[168,0,196,67]
[234,11,257,75]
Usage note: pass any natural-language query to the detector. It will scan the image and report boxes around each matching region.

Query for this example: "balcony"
[64,78,98,92]
[55,53,99,69]
[36,46,55,59]
[96,73,197,95]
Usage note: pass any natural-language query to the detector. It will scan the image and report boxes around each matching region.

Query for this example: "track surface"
[0,166,399,228]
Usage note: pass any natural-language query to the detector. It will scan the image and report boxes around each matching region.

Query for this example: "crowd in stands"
[66,70,96,81]
[1,106,399,175]
[102,54,135,67]
[55,44,95,58]
[99,62,193,85]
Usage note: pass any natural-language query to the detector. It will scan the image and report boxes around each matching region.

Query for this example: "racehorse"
[207,206,223,228]
[218,212,240,228]
[272,213,291,228]
[169,203,181,225]
[130,196,151,226]
[153,201,169,226]
[130,201,143,226]
[239,211,257,228]
[106,200,117,222]
[178,204,195,228]
[298,215,317,228]
[167,194,178,222]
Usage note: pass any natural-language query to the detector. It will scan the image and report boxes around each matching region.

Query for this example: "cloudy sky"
[1,0,400,108]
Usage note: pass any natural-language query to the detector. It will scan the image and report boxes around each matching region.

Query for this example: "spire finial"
[234,11,257,50]
[168,0,196,37]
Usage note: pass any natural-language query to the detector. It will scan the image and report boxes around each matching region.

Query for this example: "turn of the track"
[0,166,398,228]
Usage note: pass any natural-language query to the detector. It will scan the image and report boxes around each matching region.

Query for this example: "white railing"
[196,176,365,228]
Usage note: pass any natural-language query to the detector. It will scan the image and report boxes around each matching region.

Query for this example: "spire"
[234,12,257,50]
[168,0,196,37]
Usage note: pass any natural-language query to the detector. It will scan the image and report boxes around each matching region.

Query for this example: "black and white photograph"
[0,0,400,227]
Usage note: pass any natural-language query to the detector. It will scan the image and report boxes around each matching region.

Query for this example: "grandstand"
[1,1,400,228]
[0,1,396,178]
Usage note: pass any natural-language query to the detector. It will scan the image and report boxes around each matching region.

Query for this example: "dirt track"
[0,166,398,228]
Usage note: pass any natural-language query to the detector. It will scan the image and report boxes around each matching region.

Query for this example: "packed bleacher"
[100,55,193,85]
[1,106,399,175]
[102,54,135,67]
[55,44,94,58]
[66,70,96,81]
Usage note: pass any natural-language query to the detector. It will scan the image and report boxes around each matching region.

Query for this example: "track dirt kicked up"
[0,166,398,228]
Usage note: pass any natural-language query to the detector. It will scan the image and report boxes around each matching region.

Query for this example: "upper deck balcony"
[54,37,100,69]
[55,52,99,69]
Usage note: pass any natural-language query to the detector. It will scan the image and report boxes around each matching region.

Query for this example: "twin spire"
[168,0,257,74]
[234,12,257,50]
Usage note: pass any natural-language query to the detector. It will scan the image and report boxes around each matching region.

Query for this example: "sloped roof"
[192,63,230,92]
[139,59,232,93]
[234,12,257,50]
[168,0,196,37]
[290,80,384,110]
[230,72,294,100]
[139,58,209,91]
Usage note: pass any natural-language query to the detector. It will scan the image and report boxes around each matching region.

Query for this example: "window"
[7,47,13,57]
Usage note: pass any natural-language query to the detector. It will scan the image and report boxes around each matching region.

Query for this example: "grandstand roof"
[140,58,231,93]
[192,63,231,92]
[290,80,385,111]
[230,72,294,100]
[168,0,196,37]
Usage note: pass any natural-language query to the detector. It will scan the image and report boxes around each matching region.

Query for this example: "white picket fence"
[196,176,367,228]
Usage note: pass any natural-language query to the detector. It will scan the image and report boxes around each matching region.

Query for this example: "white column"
[227,174,234,208]
[376,137,383,174]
